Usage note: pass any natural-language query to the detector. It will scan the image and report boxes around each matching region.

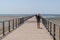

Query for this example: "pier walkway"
[2,16,53,40]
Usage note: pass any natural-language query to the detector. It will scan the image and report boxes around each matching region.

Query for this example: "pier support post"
[16,19,17,28]
[50,22,52,35]
[53,24,56,40]
[48,21,49,32]
[18,18,19,26]
[8,20,10,32]
[59,27,60,40]
[13,19,14,30]
[3,21,5,36]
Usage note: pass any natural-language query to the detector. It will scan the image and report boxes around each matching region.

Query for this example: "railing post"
[50,22,52,35]
[46,20,48,29]
[48,21,49,32]
[19,18,21,25]
[59,27,60,40]
[18,18,19,26]
[53,24,56,40]
[3,21,5,36]
[22,18,24,23]
[45,20,47,29]
[45,19,46,26]
[18,18,20,26]
[20,18,22,24]
[16,19,17,28]
[8,20,10,32]
[13,19,14,30]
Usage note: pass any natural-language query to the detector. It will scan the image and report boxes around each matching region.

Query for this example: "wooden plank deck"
[2,16,53,40]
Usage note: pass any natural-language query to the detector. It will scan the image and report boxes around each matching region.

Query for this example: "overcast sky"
[0,0,60,14]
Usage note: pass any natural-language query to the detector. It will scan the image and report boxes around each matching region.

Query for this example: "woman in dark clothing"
[35,13,41,29]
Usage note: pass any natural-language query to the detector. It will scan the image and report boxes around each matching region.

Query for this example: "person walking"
[35,13,41,29]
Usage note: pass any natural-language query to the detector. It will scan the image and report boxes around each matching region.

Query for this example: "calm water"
[0,14,60,18]
[41,14,60,18]
[41,14,60,25]
[0,14,60,21]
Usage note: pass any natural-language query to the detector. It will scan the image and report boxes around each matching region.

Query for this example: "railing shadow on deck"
[41,16,60,40]
[0,15,34,40]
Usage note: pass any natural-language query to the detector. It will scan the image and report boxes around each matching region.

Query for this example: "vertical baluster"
[46,20,47,29]
[59,27,60,40]
[21,18,23,24]
[50,22,52,35]
[48,21,49,32]
[18,18,19,26]
[8,20,10,32]
[13,19,14,30]
[20,18,21,24]
[19,18,21,25]
[46,20,48,30]
[3,21,5,36]
[53,24,56,40]
[16,19,17,28]
[22,18,24,23]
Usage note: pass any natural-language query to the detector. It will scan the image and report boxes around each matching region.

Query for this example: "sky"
[0,0,60,14]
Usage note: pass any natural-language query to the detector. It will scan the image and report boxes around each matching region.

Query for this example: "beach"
[48,18,60,25]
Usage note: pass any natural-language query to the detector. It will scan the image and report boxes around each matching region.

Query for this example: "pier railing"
[42,17,60,40]
[0,15,34,38]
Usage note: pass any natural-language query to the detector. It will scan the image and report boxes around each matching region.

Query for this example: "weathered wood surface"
[2,16,53,40]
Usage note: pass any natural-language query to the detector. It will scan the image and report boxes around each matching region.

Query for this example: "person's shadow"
[38,28,42,29]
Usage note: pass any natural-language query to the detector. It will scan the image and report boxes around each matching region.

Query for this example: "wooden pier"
[2,16,53,40]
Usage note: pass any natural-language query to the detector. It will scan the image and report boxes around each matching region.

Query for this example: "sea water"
[41,14,60,18]
[0,14,60,21]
